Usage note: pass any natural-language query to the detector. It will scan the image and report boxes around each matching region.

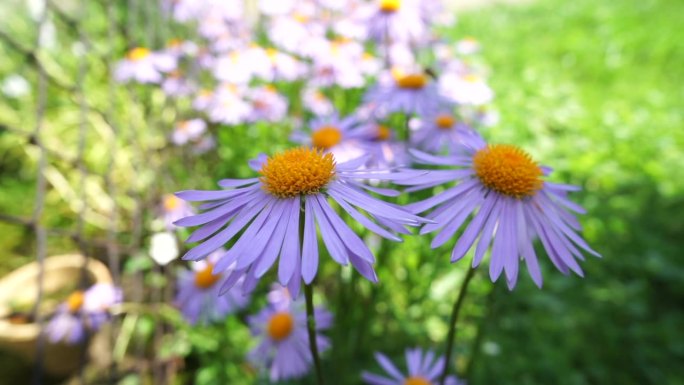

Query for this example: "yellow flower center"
[404,377,431,385]
[268,312,294,341]
[66,291,85,313]
[265,48,278,61]
[464,73,480,83]
[167,38,182,48]
[376,125,391,141]
[311,126,343,149]
[260,148,336,198]
[473,144,543,198]
[194,263,222,289]
[380,0,401,13]
[435,114,456,129]
[163,194,180,211]
[395,74,428,90]
[293,13,309,23]
[127,47,150,61]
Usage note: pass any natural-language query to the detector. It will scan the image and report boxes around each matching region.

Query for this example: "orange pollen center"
[435,114,455,129]
[403,377,431,385]
[194,263,222,289]
[163,194,180,211]
[265,48,278,61]
[376,125,391,141]
[396,74,427,89]
[472,144,543,198]
[464,74,480,83]
[268,312,294,341]
[127,47,150,61]
[380,0,401,13]
[259,147,336,198]
[67,291,85,312]
[167,38,182,48]
[293,13,309,23]
[311,126,343,149]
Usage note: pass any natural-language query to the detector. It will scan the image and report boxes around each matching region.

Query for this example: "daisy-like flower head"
[175,249,250,325]
[45,284,122,344]
[303,87,334,116]
[439,72,494,106]
[400,134,600,289]
[308,38,366,89]
[246,86,288,123]
[161,70,195,97]
[172,119,207,146]
[174,147,427,296]
[206,84,251,125]
[248,294,332,381]
[365,68,441,118]
[366,0,427,44]
[350,122,410,169]
[291,113,370,163]
[411,109,476,154]
[362,348,464,385]
[160,193,195,230]
[113,47,176,84]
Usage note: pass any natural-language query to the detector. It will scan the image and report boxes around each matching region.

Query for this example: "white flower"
[149,232,179,266]
[1,75,30,98]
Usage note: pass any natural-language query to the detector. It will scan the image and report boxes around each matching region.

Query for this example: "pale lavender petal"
[314,194,375,263]
[330,183,425,224]
[406,179,479,214]
[473,201,502,268]
[212,199,277,271]
[301,197,319,284]
[451,194,498,262]
[348,249,378,282]
[361,372,396,385]
[176,188,250,202]
[374,352,405,381]
[242,200,290,272]
[330,193,401,241]
[278,196,301,284]
[311,196,349,265]
[217,177,260,188]
[406,348,421,375]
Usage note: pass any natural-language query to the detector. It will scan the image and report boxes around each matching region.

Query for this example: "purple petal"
[301,198,319,284]
[278,196,301,284]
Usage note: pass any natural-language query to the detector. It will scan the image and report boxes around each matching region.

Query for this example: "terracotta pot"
[0,254,112,377]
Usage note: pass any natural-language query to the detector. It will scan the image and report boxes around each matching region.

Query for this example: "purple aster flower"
[411,110,476,154]
[365,69,441,118]
[247,295,332,382]
[362,348,465,385]
[303,87,334,116]
[45,284,121,344]
[160,193,195,231]
[365,0,428,45]
[161,70,195,97]
[174,147,427,297]
[346,122,410,169]
[175,250,250,325]
[113,47,176,84]
[439,72,494,107]
[399,134,601,289]
[290,113,371,163]
[246,86,288,123]
[172,119,207,146]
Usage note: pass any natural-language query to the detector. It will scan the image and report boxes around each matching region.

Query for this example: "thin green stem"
[439,267,477,385]
[304,284,325,385]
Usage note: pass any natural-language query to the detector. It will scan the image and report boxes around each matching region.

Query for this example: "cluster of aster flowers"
[117,0,601,382]
[114,0,496,157]
[45,284,121,344]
